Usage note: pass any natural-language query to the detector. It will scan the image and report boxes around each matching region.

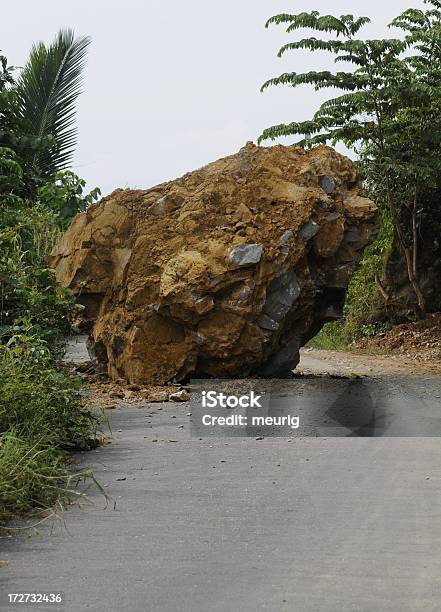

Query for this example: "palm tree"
[16,29,90,180]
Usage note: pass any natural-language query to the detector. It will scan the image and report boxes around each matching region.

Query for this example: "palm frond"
[16,29,90,178]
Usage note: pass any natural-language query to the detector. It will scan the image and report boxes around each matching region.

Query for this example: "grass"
[0,345,101,527]
[307,321,350,350]
[307,320,391,351]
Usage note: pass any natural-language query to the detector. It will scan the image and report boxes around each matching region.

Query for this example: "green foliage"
[0,154,78,353]
[0,146,23,207]
[1,55,50,194]
[0,35,101,526]
[310,210,394,348]
[0,228,75,351]
[38,170,100,228]
[343,210,393,327]
[260,1,441,317]
[0,205,98,525]
[259,11,410,148]
[0,345,98,450]
[16,29,91,179]
[308,321,349,350]
[0,53,17,141]
[0,346,99,523]
[1,32,90,193]
[0,430,68,523]
[309,319,390,350]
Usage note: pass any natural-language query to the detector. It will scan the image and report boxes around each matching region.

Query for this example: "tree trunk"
[388,191,426,318]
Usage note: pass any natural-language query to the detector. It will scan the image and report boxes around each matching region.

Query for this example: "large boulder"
[49,143,377,383]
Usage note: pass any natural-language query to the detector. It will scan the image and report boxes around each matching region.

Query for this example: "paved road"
[2,356,441,611]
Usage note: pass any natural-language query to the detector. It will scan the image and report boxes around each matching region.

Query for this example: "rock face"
[49,143,377,384]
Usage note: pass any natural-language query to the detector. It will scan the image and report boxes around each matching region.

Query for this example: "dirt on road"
[299,346,441,377]
[355,313,441,371]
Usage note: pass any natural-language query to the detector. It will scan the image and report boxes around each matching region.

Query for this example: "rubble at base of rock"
[49,143,378,384]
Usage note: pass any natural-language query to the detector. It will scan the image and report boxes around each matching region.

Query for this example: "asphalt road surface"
[1,352,441,612]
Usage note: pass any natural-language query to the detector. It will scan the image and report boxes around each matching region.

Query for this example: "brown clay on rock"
[49,143,378,383]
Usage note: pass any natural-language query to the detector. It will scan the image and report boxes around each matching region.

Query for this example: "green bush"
[310,209,393,349]
[0,39,103,527]
[0,345,100,524]
[0,147,101,528]
[0,221,76,353]
[37,170,101,229]
[343,209,393,332]
[0,345,98,448]
[0,149,81,353]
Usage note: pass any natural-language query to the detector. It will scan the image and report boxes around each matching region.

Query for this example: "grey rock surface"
[263,269,301,323]
[280,230,294,245]
[228,243,263,266]
[299,220,320,241]
[320,175,336,194]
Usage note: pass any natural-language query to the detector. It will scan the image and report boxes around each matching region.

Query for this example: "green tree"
[0,30,90,191]
[0,52,16,139]
[259,1,441,317]
[16,29,90,181]
[0,53,39,168]
[0,37,99,224]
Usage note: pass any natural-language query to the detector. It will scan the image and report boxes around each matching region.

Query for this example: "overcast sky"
[3,0,425,195]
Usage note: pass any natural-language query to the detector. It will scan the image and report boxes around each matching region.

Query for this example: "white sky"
[3,0,425,195]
